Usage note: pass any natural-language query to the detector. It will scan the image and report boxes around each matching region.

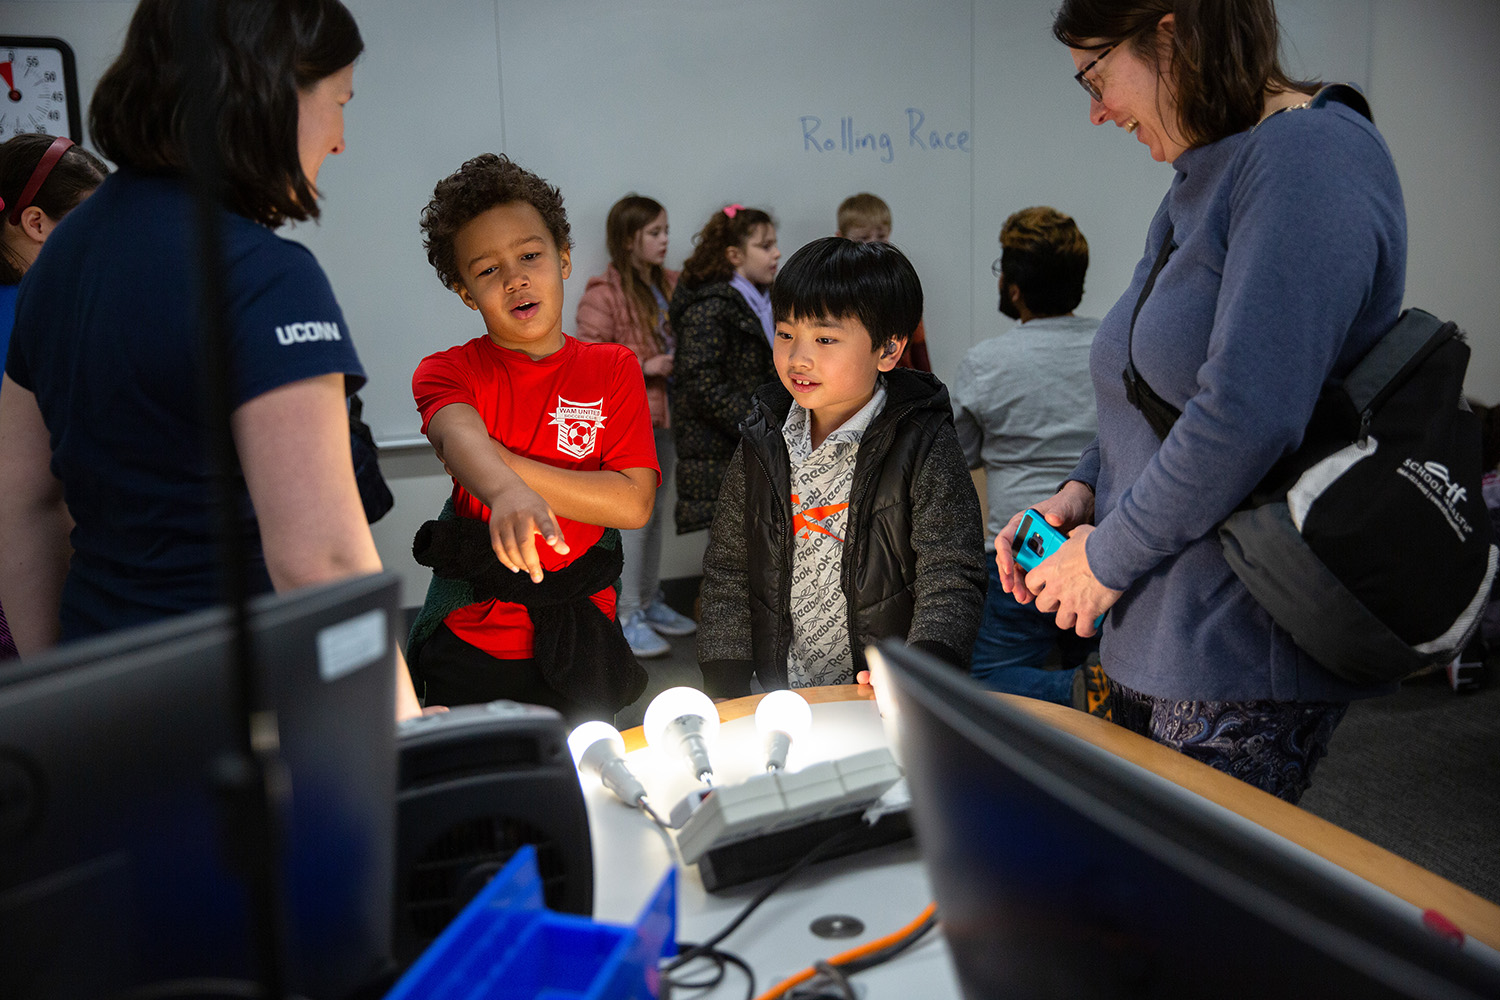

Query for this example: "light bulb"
[755,689,812,771]
[643,686,720,783]
[568,720,646,808]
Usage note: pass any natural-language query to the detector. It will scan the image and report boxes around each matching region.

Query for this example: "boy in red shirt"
[409,154,659,719]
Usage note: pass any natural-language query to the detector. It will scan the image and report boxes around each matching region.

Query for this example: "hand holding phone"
[1011,509,1106,631]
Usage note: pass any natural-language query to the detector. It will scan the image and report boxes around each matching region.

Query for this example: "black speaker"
[392,701,594,966]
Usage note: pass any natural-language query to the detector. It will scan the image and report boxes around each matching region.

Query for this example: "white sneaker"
[643,599,697,636]
[622,610,671,658]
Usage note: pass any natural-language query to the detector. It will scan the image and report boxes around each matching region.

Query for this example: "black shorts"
[414,622,595,722]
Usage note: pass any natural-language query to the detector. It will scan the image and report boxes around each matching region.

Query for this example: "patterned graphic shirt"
[783,382,888,686]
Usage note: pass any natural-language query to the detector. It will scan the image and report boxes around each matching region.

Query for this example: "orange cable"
[750,902,938,1000]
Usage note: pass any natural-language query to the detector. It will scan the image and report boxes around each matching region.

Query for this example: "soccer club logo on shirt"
[548,396,607,460]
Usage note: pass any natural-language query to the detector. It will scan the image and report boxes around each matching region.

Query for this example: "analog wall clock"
[0,36,82,143]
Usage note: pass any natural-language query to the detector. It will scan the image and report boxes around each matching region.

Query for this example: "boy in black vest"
[697,237,985,697]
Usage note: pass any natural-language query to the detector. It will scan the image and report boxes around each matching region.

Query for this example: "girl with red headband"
[0,133,108,659]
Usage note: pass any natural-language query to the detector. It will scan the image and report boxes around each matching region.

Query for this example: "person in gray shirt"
[952,207,1100,707]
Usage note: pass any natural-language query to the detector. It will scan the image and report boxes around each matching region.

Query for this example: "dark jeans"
[970,558,1099,705]
[415,622,607,725]
[1106,676,1348,804]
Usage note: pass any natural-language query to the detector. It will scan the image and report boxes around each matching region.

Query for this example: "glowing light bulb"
[568,720,646,808]
[643,686,720,784]
[755,689,812,772]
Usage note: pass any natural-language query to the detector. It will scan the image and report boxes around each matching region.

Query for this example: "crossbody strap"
[1121,223,1181,440]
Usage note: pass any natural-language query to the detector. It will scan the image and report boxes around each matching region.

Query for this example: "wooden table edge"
[619,684,1500,952]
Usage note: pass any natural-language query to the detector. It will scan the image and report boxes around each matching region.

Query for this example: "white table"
[584,695,962,999]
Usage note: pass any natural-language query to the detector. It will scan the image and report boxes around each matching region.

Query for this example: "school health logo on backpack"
[548,396,607,460]
[1219,309,1498,686]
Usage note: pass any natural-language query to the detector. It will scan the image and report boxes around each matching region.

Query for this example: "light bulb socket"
[598,756,646,807]
[666,715,715,782]
[764,730,792,772]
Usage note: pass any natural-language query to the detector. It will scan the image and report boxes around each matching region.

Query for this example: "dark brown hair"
[89,0,363,228]
[420,153,572,291]
[679,205,774,289]
[1052,0,1317,149]
[998,206,1089,317]
[0,134,109,283]
[605,194,672,350]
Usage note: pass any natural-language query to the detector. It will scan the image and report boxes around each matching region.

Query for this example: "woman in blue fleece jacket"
[995,0,1406,802]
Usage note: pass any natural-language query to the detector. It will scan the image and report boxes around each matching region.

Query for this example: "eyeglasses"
[1074,45,1115,102]
[991,257,1004,278]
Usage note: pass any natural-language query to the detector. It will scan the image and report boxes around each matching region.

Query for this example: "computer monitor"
[0,573,402,1000]
[873,640,1500,1000]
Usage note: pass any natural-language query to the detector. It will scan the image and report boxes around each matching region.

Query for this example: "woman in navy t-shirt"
[0,0,419,719]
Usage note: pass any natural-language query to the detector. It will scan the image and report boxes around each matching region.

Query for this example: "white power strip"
[673,748,903,866]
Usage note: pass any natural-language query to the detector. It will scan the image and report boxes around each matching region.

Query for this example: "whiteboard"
[4,0,1498,445]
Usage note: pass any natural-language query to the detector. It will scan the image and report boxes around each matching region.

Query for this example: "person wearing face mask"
[0,0,420,720]
[951,207,1102,711]
[995,0,1407,803]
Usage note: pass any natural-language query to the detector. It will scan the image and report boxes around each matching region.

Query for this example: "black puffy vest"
[739,369,955,686]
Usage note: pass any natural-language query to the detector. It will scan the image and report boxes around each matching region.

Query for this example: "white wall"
[4,0,1497,606]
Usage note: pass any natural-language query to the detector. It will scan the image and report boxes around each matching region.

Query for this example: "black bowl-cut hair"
[770,237,923,349]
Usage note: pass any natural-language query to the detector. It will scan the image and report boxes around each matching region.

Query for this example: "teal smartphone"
[1010,509,1106,630]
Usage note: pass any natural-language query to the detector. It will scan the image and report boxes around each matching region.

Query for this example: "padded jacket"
[574,264,679,428]
[667,279,775,533]
[697,368,987,697]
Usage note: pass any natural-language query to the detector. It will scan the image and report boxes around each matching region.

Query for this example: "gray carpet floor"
[619,610,1500,907]
[1299,667,1500,905]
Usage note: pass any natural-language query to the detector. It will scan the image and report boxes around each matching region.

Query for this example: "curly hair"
[679,205,774,289]
[997,206,1089,317]
[89,0,362,228]
[420,152,571,290]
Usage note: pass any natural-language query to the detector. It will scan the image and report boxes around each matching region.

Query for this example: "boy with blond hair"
[836,192,931,371]
[697,237,984,696]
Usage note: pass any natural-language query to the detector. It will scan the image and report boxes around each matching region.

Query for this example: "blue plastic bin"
[385,845,676,1000]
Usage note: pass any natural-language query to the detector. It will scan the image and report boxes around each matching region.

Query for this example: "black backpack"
[349,393,394,524]
[1216,309,1497,684]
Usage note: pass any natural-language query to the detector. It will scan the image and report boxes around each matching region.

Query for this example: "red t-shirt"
[413,334,659,658]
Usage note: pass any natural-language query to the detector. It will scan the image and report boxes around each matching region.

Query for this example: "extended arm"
[423,401,568,583]
[491,446,654,530]
[234,373,421,720]
[0,376,72,654]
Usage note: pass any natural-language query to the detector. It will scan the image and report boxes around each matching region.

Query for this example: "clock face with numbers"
[0,36,82,143]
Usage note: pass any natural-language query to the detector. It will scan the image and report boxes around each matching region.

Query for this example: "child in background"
[669,204,781,534]
[409,154,660,720]
[574,194,697,658]
[697,237,985,697]
[836,192,931,372]
[0,134,110,659]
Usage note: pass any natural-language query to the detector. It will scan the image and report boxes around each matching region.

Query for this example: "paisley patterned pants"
[1106,676,1348,804]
